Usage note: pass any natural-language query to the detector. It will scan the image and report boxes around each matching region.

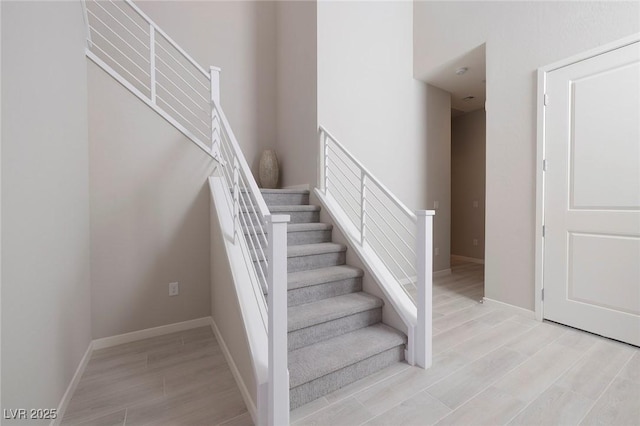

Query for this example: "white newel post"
[210,66,221,160]
[416,210,435,369]
[267,215,290,426]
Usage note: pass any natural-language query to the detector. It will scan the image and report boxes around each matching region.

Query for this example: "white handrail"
[318,126,434,369]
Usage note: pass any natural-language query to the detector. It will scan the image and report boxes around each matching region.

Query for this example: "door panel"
[544,41,640,346]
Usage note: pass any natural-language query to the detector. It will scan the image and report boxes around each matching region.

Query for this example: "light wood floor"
[61,327,252,426]
[292,261,640,426]
[63,261,639,425]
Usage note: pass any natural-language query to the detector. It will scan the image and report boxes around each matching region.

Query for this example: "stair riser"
[289,230,332,246]
[288,309,382,351]
[289,345,405,410]
[263,193,309,206]
[243,210,320,224]
[246,229,332,248]
[288,277,363,306]
[288,252,346,273]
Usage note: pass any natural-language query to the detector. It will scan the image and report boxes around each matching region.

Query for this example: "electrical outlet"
[435,247,440,256]
[434,201,440,210]
[473,239,478,246]
[169,282,179,296]
[473,200,479,208]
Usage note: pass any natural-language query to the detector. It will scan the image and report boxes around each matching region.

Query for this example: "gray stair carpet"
[255,189,407,410]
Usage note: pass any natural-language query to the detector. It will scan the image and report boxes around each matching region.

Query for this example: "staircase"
[253,189,407,409]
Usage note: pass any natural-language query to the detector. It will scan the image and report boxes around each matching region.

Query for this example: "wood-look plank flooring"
[292,261,640,426]
[61,327,251,426]
[63,261,639,425]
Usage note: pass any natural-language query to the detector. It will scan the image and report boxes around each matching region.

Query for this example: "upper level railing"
[82,1,289,423]
[318,126,434,368]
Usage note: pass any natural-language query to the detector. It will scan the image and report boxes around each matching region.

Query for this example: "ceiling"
[418,44,486,114]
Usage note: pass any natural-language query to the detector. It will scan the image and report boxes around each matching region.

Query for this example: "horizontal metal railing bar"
[326,182,362,220]
[85,50,214,159]
[155,82,210,129]
[156,95,210,140]
[326,157,362,192]
[238,172,269,245]
[155,68,209,113]
[87,8,149,63]
[364,212,416,273]
[90,27,151,79]
[122,0,211,78]
[236,191,269,287]
[320,126,417,222]
[155,55,209,102]
[93,0,149,48]
[327,191,361,230]
[365,205,417,257]
[107,0,150,36]
[326,145,361,179]
[90,41,150,91]
[215,101,270,218]
[365,228,416,293]
[237,189,269,265]
[155,40,209,91]
[366,187,415,240]
[326,170,361,205]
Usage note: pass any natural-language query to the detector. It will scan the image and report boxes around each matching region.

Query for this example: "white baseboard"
[483,297,536,319]
[51,342,93,426]
[92,317,212,350]
[209,318,257,424]
[433,268,452,278]
[451,254,485,265]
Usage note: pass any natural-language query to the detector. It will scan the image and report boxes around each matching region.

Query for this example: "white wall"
[276,1,317,189]
[317,1,429,211]
[136,1,277,178]
[451,109,486,260]
[88,63,216,338]
[425,85,451,272]
[414,0,640,310]
[1,1,91,419]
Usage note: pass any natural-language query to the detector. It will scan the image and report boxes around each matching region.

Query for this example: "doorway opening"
[423,43,486,308]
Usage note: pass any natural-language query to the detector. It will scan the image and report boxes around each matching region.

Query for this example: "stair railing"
[317,126,434,368]
[82,1,289,423]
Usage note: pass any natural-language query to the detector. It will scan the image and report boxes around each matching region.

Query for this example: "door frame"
[535,33,640,322]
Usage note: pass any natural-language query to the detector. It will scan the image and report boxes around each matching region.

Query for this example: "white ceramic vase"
[259,149,279,189]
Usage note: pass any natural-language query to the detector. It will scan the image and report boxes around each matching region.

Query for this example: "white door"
[543,40,640,346]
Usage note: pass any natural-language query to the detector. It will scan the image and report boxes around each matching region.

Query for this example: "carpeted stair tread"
[287,242,346,258]
[270,204,320,212]
[251,242,346,262]
[288,324,406,389]
[260,189,310,194]
[288,292,382,332]
[243,222,332,235]
[288,266,363,291]
[240,204,319,214]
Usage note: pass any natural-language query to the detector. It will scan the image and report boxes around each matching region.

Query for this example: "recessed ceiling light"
[455,67,469,76]
[462,96,475,101]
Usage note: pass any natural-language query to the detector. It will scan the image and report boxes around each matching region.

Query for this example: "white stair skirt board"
[92,317,212,350]
[483,297,536,319]
[51,343,93,426]
[451,254,485,265]
[210,318,258,425]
